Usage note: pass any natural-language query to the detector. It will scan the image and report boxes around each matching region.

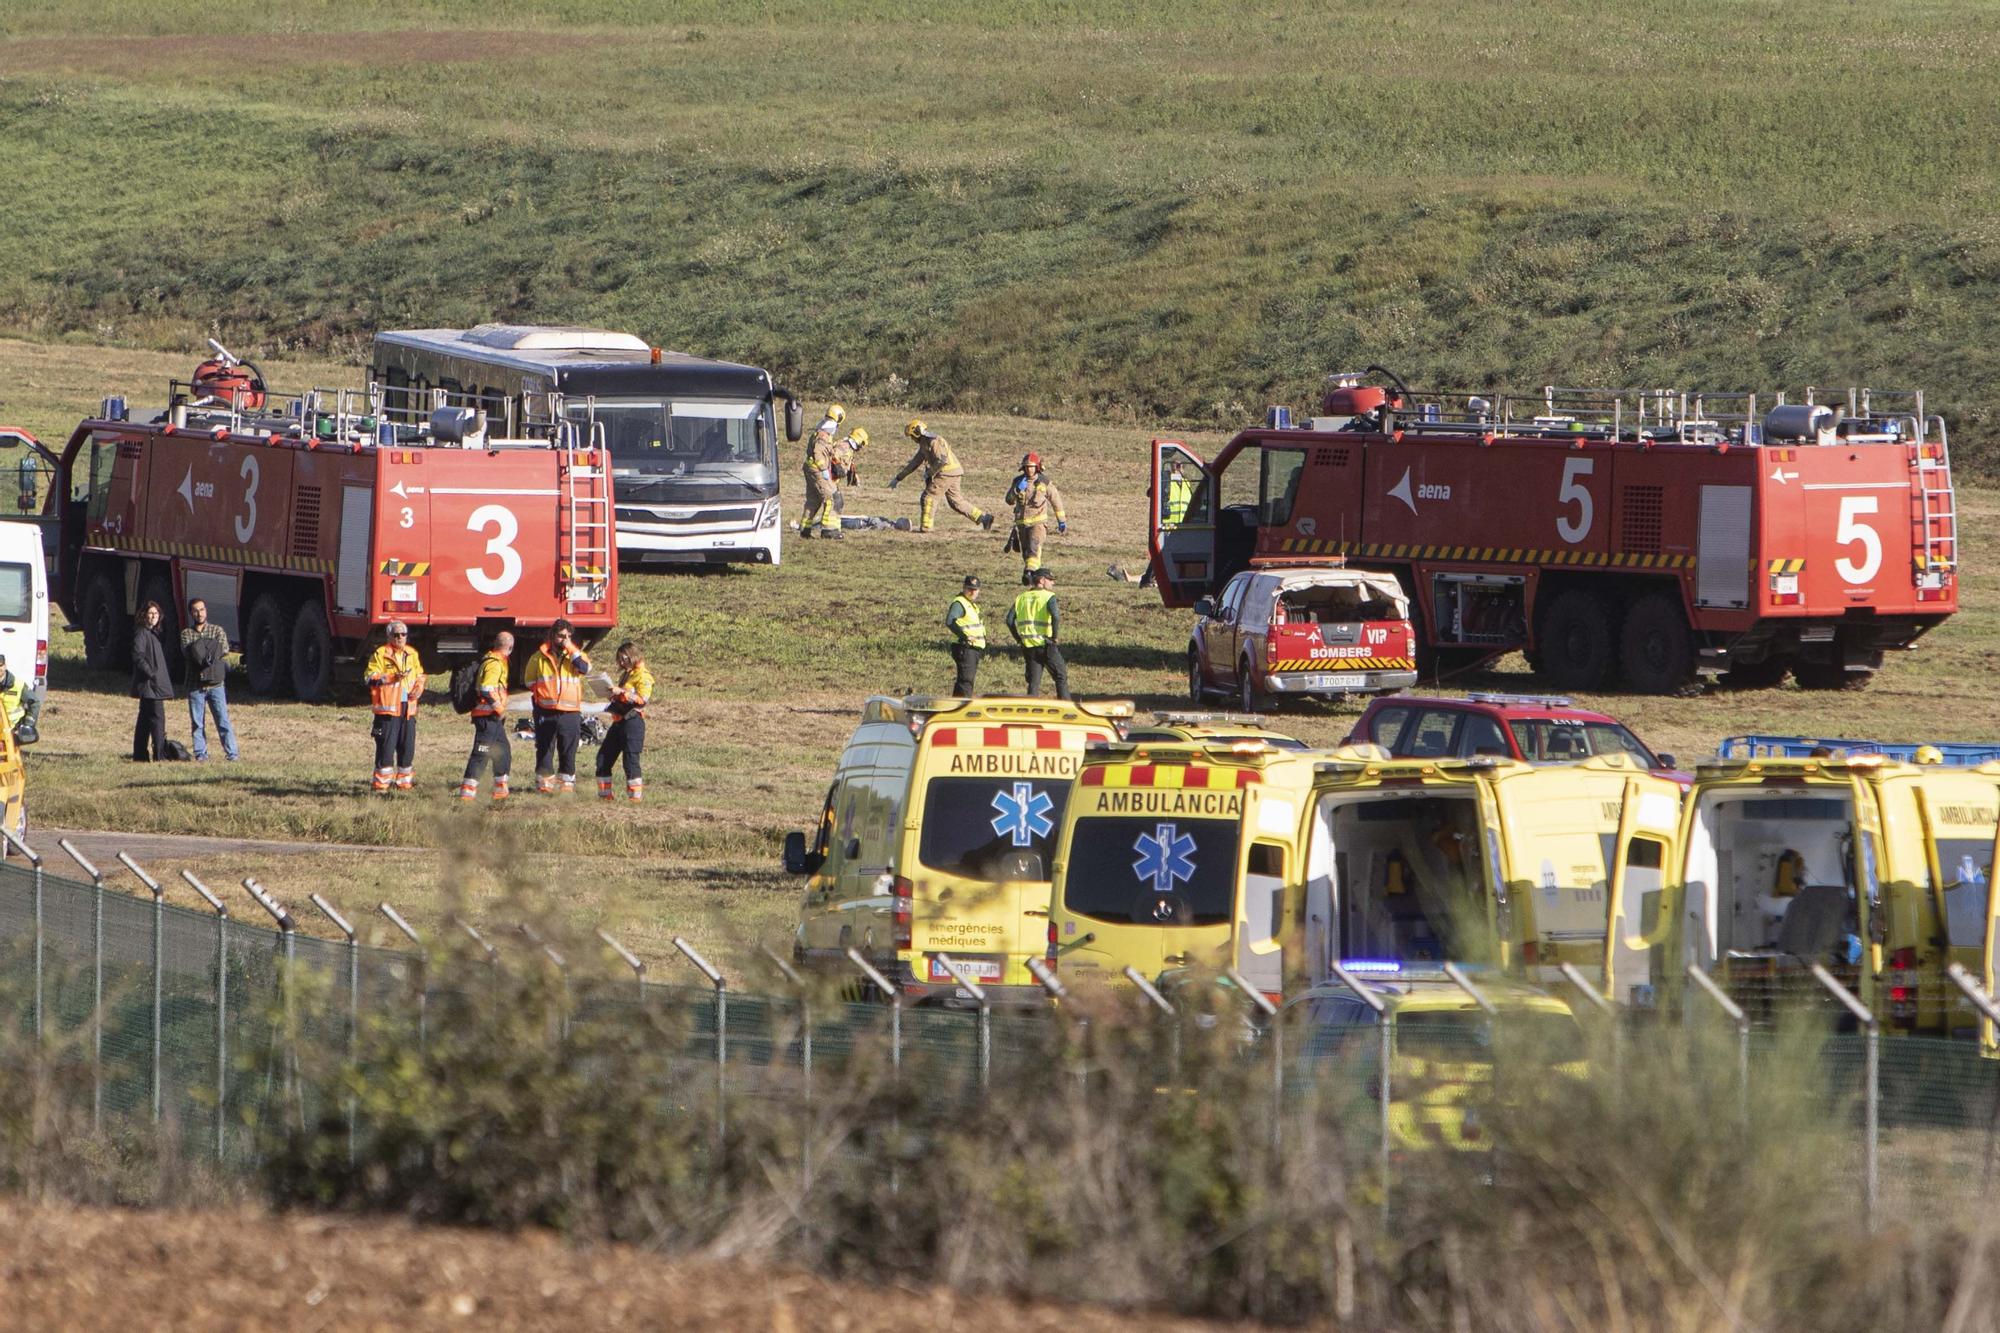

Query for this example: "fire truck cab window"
[1322,793,1492,965]
[1259,448,1307,527]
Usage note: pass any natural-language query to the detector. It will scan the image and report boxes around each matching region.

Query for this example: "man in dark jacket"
[179,598,239,762]
[131,601,173,761]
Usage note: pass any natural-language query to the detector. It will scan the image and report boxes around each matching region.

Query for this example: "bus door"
[1149,440,1213,607]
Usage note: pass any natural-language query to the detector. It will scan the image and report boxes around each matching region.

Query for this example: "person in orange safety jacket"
[458,630,514,802]
[525,618,593,794]
[364,621,426,792]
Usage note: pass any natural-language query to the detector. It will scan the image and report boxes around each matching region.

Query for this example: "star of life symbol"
[1133,822,1198,894]
[990,781,1054,847]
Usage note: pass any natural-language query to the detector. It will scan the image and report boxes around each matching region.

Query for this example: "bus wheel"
[1537,588,1616,692]
[1618,592,1694,694]
[242,594,293,696]
[290,602,334,702]
[80,571,131,672]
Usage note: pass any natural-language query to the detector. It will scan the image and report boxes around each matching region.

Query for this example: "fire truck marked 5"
[1834,496,1881,584]
[1555,457,1594,543]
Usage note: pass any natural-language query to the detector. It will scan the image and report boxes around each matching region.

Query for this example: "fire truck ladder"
[557,420,613,608]
[1914,417,1957,582]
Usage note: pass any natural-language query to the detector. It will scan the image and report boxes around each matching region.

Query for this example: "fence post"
[117,852,166,1125]
[181,870,227,1162]
[598,928,647,1003]
[378,902,426,1054]
[1122,964,1179,1078]
[456,918,499,966]
[3,829,42,1041]
[1809,962,1878,1234]
[1945,963,2000,1185]
[310,893,358,1165]
[934,954,991,1094]
[672,936,727,1152]
[1558,961,1620,1070]
[1685,964,1752,1131]
[519,924,570,1042]
[1225,966,1282,1149]
[760,946,814,1190]
[848,947,902,1194]
[241,877,297,1122]
[1330,961,1392,1229]
[59,838,105,1131]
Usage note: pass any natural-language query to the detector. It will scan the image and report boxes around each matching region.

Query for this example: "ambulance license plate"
[927,955,1003,984]
[1306,672,1366,689]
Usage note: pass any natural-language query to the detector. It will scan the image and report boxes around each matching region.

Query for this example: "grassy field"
[0,2,1997,462]
[7,336,2000,971]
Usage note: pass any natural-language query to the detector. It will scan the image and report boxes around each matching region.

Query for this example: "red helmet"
[1022,452,1042,468]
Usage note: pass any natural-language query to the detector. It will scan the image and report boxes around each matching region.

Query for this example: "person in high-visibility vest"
[890,419,994,533]
[945,574,985,697]
[596,640,655,803]
[458,630,514,802]
[1009,452,1067,585]
[364,621,426,793]
[0,664,25,734]
[525,619,593,794]
[1164,459,1194,527]
[1006,568,1070,700]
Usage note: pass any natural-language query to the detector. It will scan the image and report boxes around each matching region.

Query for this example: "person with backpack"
[456,630,514,802]
[179,597,239,762]
[363,621,425,793]
[595,641,654,803]
[130,600,174,762]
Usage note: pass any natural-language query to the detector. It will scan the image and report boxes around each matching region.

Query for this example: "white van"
[0,521,49,733]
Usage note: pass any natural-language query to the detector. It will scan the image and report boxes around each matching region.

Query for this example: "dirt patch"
[0,1199,1247,1331]
[0,31,606,77]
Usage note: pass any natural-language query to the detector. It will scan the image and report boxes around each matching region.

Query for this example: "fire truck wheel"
[1718,657,1791,689]
[242,594,293,697]
[1617,592,1694,694]
[1536,588,1616,692]
[289,603,335,702]
[80,572,131,672]
[1187,648,1207,702]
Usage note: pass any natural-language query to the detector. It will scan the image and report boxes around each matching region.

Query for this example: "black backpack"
[162,738,192,762]
[450,660,482,715]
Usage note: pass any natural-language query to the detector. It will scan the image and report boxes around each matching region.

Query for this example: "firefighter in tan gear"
[364,621,425,793]
[524,619,592,794]
[596,640,655,803]
[826,426,868,528]
[890,419,995,533]
[799,404,844,539]
[458,631,513,803]
[1008,452,1067,585]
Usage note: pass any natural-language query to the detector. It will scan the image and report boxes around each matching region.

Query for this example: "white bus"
[372,325,803,566]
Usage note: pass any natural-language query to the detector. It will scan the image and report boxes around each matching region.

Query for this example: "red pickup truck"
[1187,565,1417,711]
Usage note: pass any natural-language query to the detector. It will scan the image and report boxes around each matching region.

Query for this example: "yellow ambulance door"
[1602,776,1680,1008]
[1983,813,2000,1057]
[1849,772,1888,1013]
[1233,778,1302,997]
[1473,775,1514,973]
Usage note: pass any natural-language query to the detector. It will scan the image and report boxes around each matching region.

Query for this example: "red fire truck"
[29,350,616,700]
[1148,370,1958,693]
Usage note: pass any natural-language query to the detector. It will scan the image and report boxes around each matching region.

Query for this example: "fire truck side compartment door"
[1149,440,1212,608]
[337,487,373,616]
[1695,485,1751,608]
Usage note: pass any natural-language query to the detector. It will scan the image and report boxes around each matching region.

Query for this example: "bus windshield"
[570,398,776,499]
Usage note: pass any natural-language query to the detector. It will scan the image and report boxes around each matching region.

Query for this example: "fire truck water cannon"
[46,355,618,702]
[1148,368,1957,695]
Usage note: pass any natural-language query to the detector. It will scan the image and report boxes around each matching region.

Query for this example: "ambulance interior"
[1306,792,1494,970]
[1685,791,1860,965]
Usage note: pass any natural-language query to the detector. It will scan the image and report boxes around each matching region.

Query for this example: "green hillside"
[2,1,1997,460]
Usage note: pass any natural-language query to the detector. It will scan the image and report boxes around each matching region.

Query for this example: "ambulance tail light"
[892,876,914,951]
[33,639,45,685]
[1045,919,1059,972]
[1888,947,1919,1028]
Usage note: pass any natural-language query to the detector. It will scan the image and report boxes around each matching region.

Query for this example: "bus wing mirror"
[784,397,804,443]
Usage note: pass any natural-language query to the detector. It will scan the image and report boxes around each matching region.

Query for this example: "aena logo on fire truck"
[1387,467,1451,515]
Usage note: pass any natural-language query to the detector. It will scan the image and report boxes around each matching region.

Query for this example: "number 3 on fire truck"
[1556,457,1594,544]
[466,504,523,596]
[1834,496,1881,585]
[235,455,259,542]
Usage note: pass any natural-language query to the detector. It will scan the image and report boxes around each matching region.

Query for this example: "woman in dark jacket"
[131,600,173,761]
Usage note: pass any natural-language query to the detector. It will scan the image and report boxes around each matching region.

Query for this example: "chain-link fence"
[6,843,2000,1232]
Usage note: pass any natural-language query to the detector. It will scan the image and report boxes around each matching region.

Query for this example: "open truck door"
[1601,777,1676,1008]
[1148,440,1214,608]
[1849,772,1887,1016]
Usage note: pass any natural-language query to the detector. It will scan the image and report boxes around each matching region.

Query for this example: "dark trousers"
[1023,643,1070,699]
[596,713,646,780]
[132,698,166,761]
[951,643,983,697]
[534,709,583,778]
[462,715,511,783]
[373,714,416,771]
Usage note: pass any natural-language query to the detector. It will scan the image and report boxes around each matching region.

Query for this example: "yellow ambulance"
[1668,751,2000,1038]
[785,695,1131,1005]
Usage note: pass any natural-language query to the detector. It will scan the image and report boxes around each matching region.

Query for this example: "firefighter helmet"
[1022,452,1041,469]
[846,427,869,449]
[906,419,928,441]
[1915,745,1944,765]
[825,403,846,424]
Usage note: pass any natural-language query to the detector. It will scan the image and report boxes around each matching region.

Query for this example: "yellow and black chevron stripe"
[1277,538,1694,570]
[111,536,336,575]
[1267,657,1416,672]
[1766,558,1805,575]
[378,559,432,577]
[558,564,607,580]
